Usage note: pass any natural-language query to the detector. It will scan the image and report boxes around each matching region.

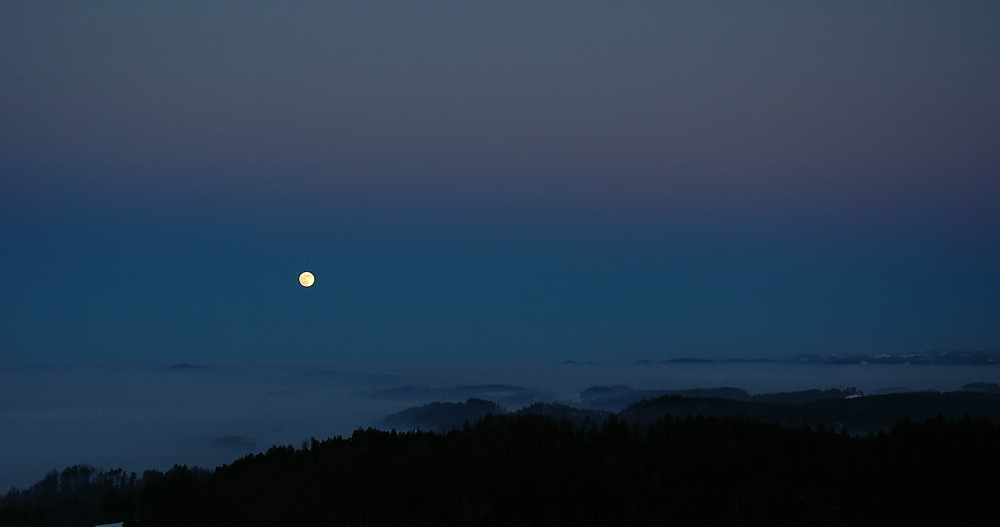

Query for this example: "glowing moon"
[298,271,315,287]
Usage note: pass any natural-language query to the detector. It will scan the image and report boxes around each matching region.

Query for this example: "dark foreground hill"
[4,411,1000,526]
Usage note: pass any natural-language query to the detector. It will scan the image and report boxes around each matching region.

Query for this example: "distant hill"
[962,382,1000,393]
[378,388,1000,436]
[750,387,861,404]
[378,398,506,433]
[603,349,1000,365]
[367,384,551,409]
[577,386,752,411]
[621,390,1000,434]
[791,349,1000,365]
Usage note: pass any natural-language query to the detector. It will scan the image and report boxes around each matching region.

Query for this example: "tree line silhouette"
[4,407,999,526]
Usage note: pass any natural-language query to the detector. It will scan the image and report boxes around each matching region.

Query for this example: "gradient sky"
[2,1,999,365]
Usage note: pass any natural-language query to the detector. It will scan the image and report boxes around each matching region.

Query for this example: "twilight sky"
[2,1,999,365]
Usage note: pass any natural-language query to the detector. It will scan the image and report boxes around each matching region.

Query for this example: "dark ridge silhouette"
[378,398,506,433]
[381,388,1000,436]
[578,386,752,411]
[583,348,1000,366]
[512,402,608,427]
[6,413,998,526]
[661,357,715,363]
[792,349,1000,365]
[682,387,752,400]
[7,386,1000,525]
[369,384,549,410]
[618,390,1000,435]
[962,382,1000,393]
[750,387,862,403]
[579,385,633,400]
[719,357,783,363]
[867,386,913,395]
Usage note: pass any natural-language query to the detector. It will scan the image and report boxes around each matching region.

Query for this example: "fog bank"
[2,359,996,491]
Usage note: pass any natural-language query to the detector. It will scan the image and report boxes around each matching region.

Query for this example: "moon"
[298,271,315,288]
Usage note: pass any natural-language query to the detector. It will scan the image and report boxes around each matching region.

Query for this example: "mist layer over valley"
[3,357,998,492]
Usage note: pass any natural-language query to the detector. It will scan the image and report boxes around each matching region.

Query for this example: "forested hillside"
[4,410,999,526]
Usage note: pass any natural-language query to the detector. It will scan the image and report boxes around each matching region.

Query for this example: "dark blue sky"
[2,1,998,364]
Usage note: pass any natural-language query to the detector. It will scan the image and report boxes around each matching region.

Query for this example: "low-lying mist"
[2,358,995,491]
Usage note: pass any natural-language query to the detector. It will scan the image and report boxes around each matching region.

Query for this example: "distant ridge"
[792,349,1000,365]
[378,398,506,433]
[622,349,1000,366]
[661,357,714,363]
[578,386,753,411]
[963,382,1000,393]
[378,388,1000,436]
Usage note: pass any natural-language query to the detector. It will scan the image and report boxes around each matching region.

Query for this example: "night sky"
[3,1,999,366]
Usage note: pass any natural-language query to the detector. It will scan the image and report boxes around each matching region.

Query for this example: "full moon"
[298,271,315,288]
